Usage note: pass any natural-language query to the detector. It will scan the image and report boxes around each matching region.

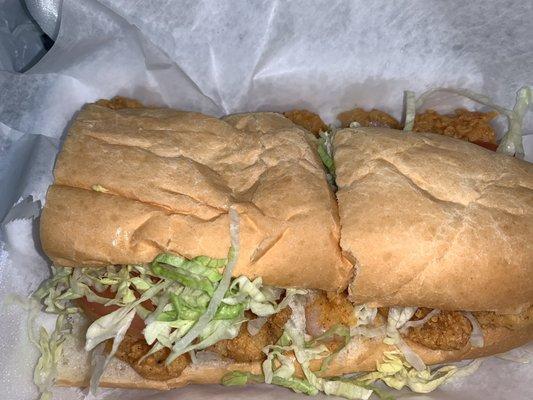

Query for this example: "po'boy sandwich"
[33,96,532,400]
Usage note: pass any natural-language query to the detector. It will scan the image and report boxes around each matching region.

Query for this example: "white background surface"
[0,1,532,399]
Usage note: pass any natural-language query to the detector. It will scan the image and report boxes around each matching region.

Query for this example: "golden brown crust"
[335,107,497,146]
[212,308,291,363]
[474,306,533,330]
[95,96,145,110]
[40,105,352,291]
[112,336,190,381]
[283,109,327,136]
[306,291,356,335]
[334,127,533,312]
[413,109,497,145]
[337,108,401,129]
[405,310,472,351]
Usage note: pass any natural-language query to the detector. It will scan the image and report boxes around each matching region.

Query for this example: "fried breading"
[405,308,472,351]
[211,307,292,362]
[110,308,291,380]
[269,307,293,339]
[474,306,533,330]
[112,334,191,381]
[95,96,144,110]
[413,109,498,145]
[109,301,533,380]
[283,109,328,136]
[335,106,497,149]
[337,108,401,129]
[306,291,356,336]
[211,320,272,362]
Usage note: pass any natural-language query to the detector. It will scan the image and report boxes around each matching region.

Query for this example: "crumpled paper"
[0,1,532,399]
[0,0,47,72]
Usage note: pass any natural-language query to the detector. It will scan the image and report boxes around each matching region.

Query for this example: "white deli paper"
[0,1,532,399]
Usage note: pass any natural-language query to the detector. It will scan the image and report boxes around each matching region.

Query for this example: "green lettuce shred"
[224,301,483,399]
[318,137,335,174]
[30,313,67,400]
[384,307,425,372]
[358,351,483,394]
[33,212,488,399]
[32,208,308,394]
[222,371,264,386]
[318,129,337,189]
[256,297,374,400]
[307,324,350,374]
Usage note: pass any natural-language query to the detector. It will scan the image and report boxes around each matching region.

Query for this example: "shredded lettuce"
[253,292,374,400]
[33,207,306,394]
[402,90,416,131]
[386,307,418,332]
[318,129,337,189]
[308,324,351,374]
[273,375,320,395]
[358,351,483,393]
[222,371,265,386]
[30,313,67,400]
[400,309,440,332]
[287,319,373,400]
[85,282,167,351]
[354,305,378,327]
[89,344,108,395]
[166,208,241,362]
[402,86,532,158]
[318,137,335,174]
[350,304,385,339]
[384,307,426,372]
[463,312,484,348]
[28,274,74,400]
[85,309,135,394]
[350,325,386,339]
[33,267,81,314]
[35,255,294,379]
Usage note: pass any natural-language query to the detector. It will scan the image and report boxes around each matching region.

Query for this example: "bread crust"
[40,106,352,291]
[333,127,533,313]
[56,320,533,390]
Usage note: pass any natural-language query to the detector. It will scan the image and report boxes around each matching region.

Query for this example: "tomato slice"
[77,287,154,336]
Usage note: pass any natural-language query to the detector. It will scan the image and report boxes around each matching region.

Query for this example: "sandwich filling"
[33,252,533,399]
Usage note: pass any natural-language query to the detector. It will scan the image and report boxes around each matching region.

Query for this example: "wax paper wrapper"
[0,1,532,399]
